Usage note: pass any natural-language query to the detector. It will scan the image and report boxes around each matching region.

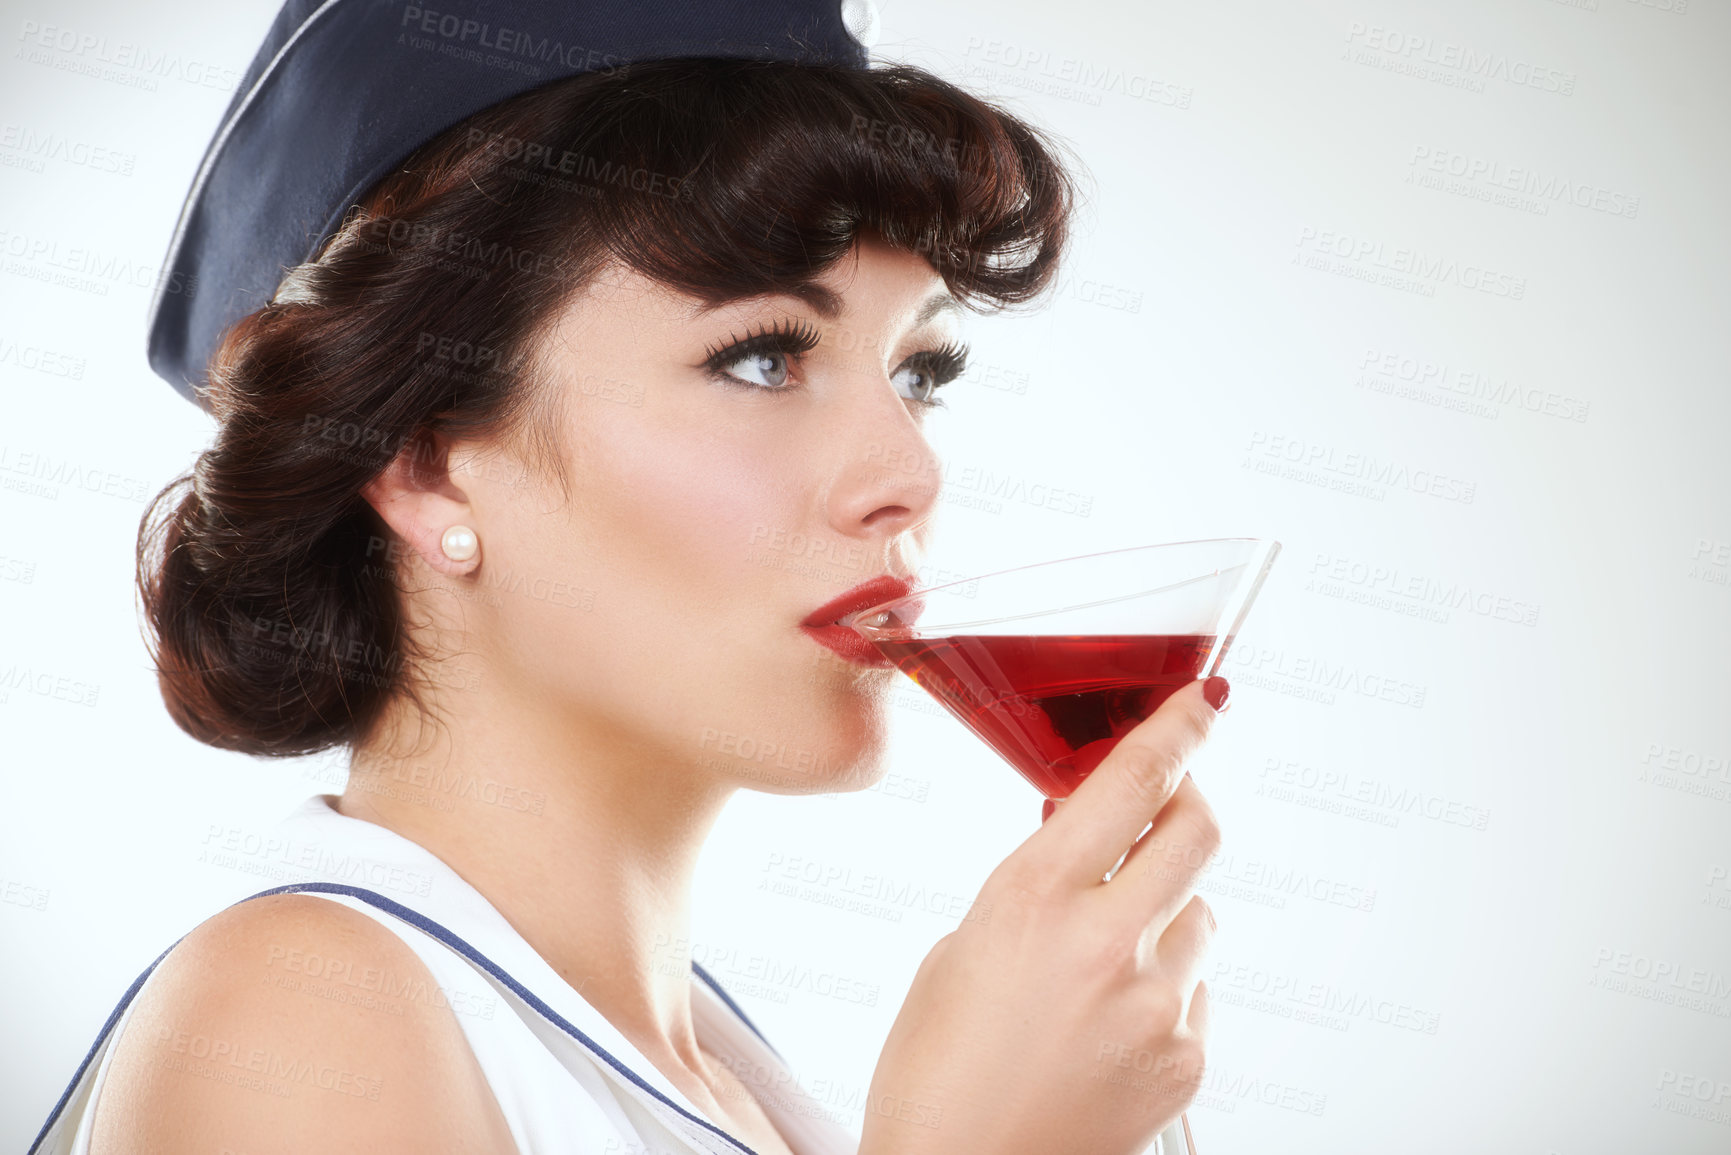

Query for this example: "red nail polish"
[1041,798,1057,824]
[1203,675,1231,712]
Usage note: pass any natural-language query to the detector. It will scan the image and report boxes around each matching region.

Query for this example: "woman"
[32,4,1227,1153]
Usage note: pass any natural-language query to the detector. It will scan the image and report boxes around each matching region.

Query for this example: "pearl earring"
[440,525,479,563]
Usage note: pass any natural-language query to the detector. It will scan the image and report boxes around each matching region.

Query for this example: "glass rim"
[839,536,1281,629]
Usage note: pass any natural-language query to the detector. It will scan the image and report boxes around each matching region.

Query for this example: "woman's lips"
[801,622,895,667]
[800,574,913,668]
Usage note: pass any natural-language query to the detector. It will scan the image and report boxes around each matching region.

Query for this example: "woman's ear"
[361,430,482,577]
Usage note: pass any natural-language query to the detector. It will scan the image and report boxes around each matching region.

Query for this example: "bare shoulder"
[90,893,516,1155]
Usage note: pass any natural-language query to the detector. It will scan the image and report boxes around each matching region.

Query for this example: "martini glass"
[840,538,1280,802]
[840,538,1279,1155]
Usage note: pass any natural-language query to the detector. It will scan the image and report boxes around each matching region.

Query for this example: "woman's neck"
[336,679,736,1082]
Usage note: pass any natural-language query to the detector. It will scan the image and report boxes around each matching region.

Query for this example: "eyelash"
[701,318,821,371]
[906,341,970,408]
[701,321,969,409]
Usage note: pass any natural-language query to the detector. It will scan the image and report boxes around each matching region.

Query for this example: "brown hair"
[136,57,1081,757]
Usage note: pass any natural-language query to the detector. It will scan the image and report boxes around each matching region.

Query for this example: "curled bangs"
[368,57,1079,319]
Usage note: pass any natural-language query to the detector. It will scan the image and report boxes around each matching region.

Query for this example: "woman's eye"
[892,342,969,409]
[891,363,941,405]
[702,318,820,392]
[720,349,790,389]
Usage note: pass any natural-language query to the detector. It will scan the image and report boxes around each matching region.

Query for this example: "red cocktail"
[841,539,1280,801]
[869,633,1218,798]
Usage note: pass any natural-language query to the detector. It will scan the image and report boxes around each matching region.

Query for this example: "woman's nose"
[823,381,942,545]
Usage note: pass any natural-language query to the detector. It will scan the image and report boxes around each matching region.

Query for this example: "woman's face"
[452,235,955,794]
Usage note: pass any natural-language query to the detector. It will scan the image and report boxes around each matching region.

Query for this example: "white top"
[29,794,1191,1155]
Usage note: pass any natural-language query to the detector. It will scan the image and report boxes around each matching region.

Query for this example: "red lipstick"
[801,574,913,667]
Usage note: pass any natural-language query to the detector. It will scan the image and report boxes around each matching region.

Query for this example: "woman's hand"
[860,677,1228,1155]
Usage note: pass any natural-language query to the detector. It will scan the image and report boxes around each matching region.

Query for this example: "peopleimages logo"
[1295,227,1526,300]
[0,124,136,175]
[1589,947,1731,1017]
[0,336,86,380]
[1258,757,1492,831]
[1356,347,1590,424]
[13,20,242,92]
[1243,430,1478,505]
[1407,146,1639,219]
[1306,549,1541,628]
[399,5,624,71]
[1343,22,1576,96]
[1211,960,1443,1034]
[0,443,150,503]
[1225,640,1428,709]
[960,36,1193,110]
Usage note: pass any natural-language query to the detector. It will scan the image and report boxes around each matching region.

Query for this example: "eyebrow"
[701,285,960,328]
[912,292,962,327]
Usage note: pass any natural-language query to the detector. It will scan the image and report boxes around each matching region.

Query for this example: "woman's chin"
[705,729,890,796]
[687,668,897,794]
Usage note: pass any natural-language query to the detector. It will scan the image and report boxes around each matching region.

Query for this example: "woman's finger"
[1152,894,1217,998]
[1104,774,1223,939]
[1189,979,1210,1038]
[1019,679,1223,891]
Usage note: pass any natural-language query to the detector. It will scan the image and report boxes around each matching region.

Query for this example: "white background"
[3,0,1728,1152]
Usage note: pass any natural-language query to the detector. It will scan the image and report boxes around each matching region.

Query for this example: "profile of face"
[363,234,959,798]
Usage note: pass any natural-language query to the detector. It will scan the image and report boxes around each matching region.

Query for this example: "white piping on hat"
[145,0,349,349]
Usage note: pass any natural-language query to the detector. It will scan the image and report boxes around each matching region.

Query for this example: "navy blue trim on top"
[31,882,784,1155]
[27,938,184,1155]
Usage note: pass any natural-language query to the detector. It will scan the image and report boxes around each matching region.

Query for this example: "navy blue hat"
[147,0,879,407]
